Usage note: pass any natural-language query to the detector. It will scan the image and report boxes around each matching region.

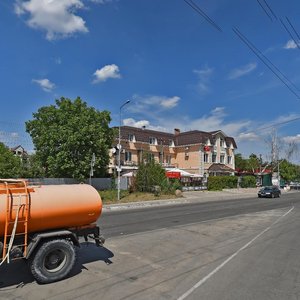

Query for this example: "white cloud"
[237,132,260,141]
[211,107,226,116]
[55,57,62,65]
[228,63,257,80]
[0,131,20,140]
[123,118,167,132]
[284,39,298,49]
[160,96,180,109]
[128,95,180,114]
[93,64,121,83]
[141,106,250,138]
[123,118,149,128]
[32,78,56,92]
[14,0,88,40]
[193,67,214,94]
[282,134,300,144]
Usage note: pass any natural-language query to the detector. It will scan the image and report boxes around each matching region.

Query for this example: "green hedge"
[208,175,257,190]
[240,175,256,188]
[207,176,238,191]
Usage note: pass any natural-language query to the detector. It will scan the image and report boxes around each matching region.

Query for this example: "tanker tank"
[0,183,102,237]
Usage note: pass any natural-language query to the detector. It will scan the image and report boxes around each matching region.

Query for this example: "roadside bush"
[135,161,167,193]
[207,176,223,191]
[240,175,256,188]
[135,161,181,195]
[225,176,238,188]
[161,179,182,194]
[207,176,238,191]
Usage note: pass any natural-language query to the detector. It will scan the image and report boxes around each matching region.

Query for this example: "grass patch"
[99,190,180,204]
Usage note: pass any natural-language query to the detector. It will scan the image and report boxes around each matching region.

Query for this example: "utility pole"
[89,153,95,185]
[117,100,130,201]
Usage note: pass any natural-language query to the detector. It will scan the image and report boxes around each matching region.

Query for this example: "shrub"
[135,161,181,195]
[240,175,256,188]
[207,176,238,191]
[135,161,167,193]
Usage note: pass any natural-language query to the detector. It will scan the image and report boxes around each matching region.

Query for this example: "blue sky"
[1,0,300,163]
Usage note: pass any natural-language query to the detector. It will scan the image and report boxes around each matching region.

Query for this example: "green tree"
[135,160,168,193]
[26,97,114,180]
[20,154,45,178]
[235,153,247,170]
[246,153,260,172]
[0,142,22,178]
[279,159,298,182]
[235,153,261,173]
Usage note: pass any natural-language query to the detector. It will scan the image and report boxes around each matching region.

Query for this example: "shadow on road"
[0,243,114,289]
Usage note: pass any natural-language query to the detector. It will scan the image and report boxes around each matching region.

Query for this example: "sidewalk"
[102,188,262,212]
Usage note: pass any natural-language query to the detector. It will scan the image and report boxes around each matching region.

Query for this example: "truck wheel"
[28,239,76,284]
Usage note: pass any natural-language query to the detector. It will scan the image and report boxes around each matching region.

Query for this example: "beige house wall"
[175,145,200,172]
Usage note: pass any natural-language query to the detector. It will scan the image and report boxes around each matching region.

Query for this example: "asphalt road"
[99,192,300,238]
[1,192,300,300]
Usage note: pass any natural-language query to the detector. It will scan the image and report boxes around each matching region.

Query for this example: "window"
[128,134,135,142]
[204,153,209,163]
[149,137,157,145]
[125,151,132,162]
[166,155,171,165]
[147,153,155,162]
[227,156,232,164]
[220,138,226,148]
[212,153,217,163]
[169,140,175,147]
[220,154,225,164]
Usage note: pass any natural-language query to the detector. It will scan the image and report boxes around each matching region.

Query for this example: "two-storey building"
[109,126,237,179]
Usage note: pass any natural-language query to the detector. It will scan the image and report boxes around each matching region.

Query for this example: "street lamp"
[117,100,130,201]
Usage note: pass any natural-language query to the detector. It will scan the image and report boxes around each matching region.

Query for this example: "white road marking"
[177,206,294,300]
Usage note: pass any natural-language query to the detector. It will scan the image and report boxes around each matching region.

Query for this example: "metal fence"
[27,177,128,190]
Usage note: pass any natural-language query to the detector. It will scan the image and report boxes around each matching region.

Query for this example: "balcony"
[162,162,174,167]
[122,161,137,166]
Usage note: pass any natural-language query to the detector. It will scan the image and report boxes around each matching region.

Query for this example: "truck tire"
[28,239,76,284]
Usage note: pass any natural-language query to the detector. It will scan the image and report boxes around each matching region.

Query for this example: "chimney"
[174,128,180,136]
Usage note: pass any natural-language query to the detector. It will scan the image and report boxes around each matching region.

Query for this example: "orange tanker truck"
[0,179,105,283]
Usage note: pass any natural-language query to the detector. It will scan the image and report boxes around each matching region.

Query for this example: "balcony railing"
[122,161,137,166]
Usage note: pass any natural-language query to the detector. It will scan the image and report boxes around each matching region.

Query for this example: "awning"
[165,168,202,177]
[122,171,134,177]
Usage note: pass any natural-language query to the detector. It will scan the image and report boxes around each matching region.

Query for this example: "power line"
[233,27,300,98]
[256,0,273,21]
[184,0,222,32]
[280,18,300,50]
[256,0,300,51]
[262,0,277,20]
[233,27,300,99]
[255,116,300,132]
[240,116,300,135]
[285,16,300,43]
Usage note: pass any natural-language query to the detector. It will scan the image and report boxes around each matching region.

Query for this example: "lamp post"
[117,100,130,201]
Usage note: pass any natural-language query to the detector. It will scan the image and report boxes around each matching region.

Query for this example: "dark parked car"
[258,186,281,198]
